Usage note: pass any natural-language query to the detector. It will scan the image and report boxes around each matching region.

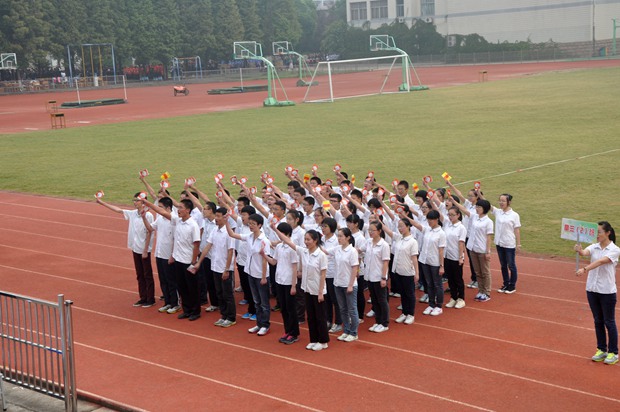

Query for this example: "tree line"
[0,0,553,78]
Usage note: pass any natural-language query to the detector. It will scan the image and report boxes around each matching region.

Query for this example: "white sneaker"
[366,310,375,318]
[344,334,358,342]
[328,324,343,333]
[248,326,260,333]
[455,298,466,309]
[205,305,218,312]
[337,333,349,341]
[445,299,457,308]
[430,307,443,316]
[396,304,403,310]
[306,342,317,350]
[369,323,379,332]
[392,293,401,298]
[395,314,406,323]
[419,294,429,303]
[404,315,415,325]
[367,298,372,303]
[257,327,270,336]
[374,324,388,333]
[422,306,433,315]
[166,305,181,314]
[158,304,171,313]
[312,342,328,351]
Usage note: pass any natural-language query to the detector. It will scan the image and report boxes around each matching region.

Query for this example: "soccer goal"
[304,35,427,103]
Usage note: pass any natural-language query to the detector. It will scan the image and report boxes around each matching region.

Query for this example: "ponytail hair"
[598,221,616,243]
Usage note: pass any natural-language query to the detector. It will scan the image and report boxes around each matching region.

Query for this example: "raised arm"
[96,198,124,214]
[445,179,465,203]
[141,198,172,220]
[139,175,158,200]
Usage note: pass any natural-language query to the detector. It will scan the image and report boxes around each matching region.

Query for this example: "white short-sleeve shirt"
[333,245,359,288]
[171,216,200,264]
[418,226,447,267]
[391,233,419,277]
[206,226,235,273]
[444,221,467,261]
[123,209,154,254]
[492,208,521,248]
[364,238,391,282]
[585,242,620,294]
[151,215,174,259]
[273,243,299,286]
[466,215,494,254]
[297,246,328,295]
[240,232,270,279]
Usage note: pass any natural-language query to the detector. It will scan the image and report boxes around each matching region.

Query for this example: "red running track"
[1,59,619,134]
[0,191,619,411]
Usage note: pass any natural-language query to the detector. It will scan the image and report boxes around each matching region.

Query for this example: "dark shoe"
[283,335,299,345]
[271,305,281,312]
[141,301,155,308]
[189,314,201,321]
[133,300,146,307]
[177,312,190,319]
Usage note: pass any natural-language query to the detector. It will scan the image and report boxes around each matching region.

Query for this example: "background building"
[346,0,620,43]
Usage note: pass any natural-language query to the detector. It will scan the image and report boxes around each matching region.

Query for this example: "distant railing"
[0,292,76,412]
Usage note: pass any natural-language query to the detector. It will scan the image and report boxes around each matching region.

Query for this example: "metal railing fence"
[0,292,76,411]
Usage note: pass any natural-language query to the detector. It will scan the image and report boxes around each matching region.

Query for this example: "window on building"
[350,2,367,20]
[396,0,404,17]
[370,0,388,19]
[421,0,434,16]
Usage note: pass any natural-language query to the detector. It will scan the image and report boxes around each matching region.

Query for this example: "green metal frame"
[233,41,294,107]
[369,35,428,92]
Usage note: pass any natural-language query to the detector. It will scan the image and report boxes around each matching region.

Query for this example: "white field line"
[0,213,125,234]
[76,306,620,407]
[0,227,126,251]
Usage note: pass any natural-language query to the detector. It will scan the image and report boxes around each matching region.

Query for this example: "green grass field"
[2,66,619,257]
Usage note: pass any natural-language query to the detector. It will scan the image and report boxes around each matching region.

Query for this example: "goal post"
[303,54,418,103]
[304,36,428,103]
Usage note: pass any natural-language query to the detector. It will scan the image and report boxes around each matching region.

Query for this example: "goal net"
[303,54,418,103]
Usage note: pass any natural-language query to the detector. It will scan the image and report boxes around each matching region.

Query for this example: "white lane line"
[76,342,324,412]
[74,307,493,411]
[0,264,135,295]
[454,149,620,186]
[76,306,620,407]
[0,200,121,220]
[0,214,125,234]
[0,227,126,251]
[0,246,133,272]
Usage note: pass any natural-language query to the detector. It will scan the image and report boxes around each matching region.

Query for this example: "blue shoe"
[250,314,257,321]
[241,312,251,319]
[239,299,249,305]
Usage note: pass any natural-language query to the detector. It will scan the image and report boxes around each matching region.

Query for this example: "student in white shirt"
[324,228,360,341]
[226,213,271,336]
[575,221,620,365]
[321,217,342,333]
[235,205,257,320]
[491,194,522,294]
[443,207,468,309]
[196,208,236,328]
[417,210,447,316]
[145,198,201,320]
[381,218,418,324]
[97,192,155,307]
[262,222,300,345]
[141,197,180,314]
[364,221,391,333]
[466,200,494,302]
[445,180,481,289]
[275,226,330,351]
[346,214,367,323]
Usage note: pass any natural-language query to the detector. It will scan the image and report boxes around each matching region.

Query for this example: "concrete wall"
[347,0,620,44]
